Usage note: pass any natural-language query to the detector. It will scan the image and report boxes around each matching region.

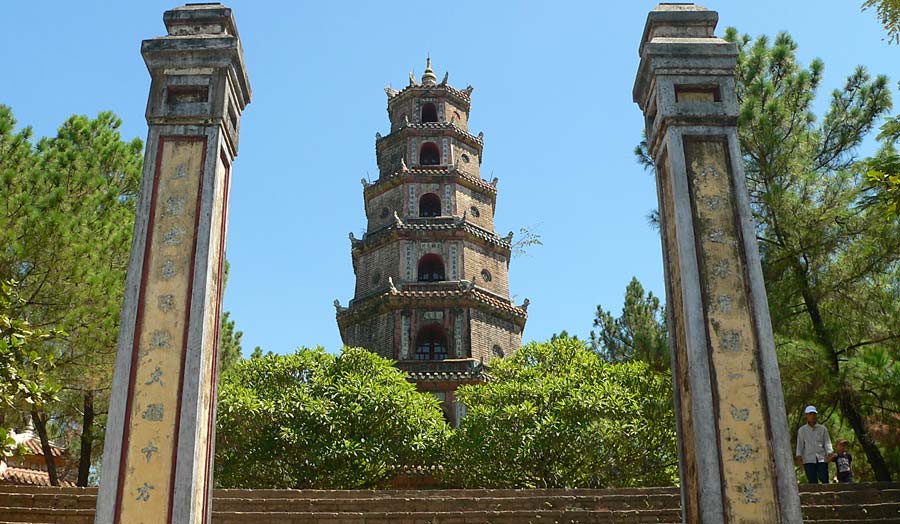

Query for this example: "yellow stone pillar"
[95,4,250,524]
[633,5,802,523]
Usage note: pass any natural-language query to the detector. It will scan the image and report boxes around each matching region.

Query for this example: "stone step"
[0,493,97,510]
[209,509,685,524]
[210,493,682,513]
[803,502,900,520]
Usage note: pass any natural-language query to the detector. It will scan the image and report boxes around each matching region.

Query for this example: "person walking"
[795,405,833,483]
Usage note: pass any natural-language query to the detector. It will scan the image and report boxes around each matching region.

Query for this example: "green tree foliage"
[863,0,900,43]
[0,280,61,414]
[590,277,669,372]
[729,29,900,481]
[444,337,677,488]
[0,105,142,485]
[864,125,900,216]
[217,262,243,375]
[214,347,449,489]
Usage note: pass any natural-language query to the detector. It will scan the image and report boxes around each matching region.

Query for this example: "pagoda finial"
[421,56,437,86]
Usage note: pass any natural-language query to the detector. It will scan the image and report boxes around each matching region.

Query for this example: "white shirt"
[796,423,833,464]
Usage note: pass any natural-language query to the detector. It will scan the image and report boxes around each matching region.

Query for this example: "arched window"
[416,324,448,360]
[419,142,440,166]
[419,193,441,217]
[417,253,445,282]
[421,103,438,123]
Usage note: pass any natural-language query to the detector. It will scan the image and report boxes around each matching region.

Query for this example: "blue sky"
[1,1,896,355]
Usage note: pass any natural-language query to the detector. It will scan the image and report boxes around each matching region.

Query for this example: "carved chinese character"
[707,229,727,244]
[150,330,170,349]
[158,294,174,312]
[738,472,761,504]
[162,227,184,246]
[173,164,188,180]
[716,294,733,313]
[711,260,731,278]
[163,196,186,216]
[145,367,164,386]
[704,196,723,211]
[141,442,158,463]
[733,443,755,463]
[690,162,720,179]
[136,482,154,502]
[160,259,177,280]
[142,403,164,422]
[720,330,742,352]
[730,404,750,421]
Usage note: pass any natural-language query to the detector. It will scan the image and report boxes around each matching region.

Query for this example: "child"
[831,439,853,483]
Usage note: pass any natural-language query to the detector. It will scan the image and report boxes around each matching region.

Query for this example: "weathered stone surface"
[633,4,801,524]
[3,484,898,524]
[94,4,250,524]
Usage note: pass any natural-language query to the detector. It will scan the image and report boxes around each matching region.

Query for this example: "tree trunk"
[77,390,94,486]
[793,264,893,481]
[31,408,60,487]
[840,391,893,481]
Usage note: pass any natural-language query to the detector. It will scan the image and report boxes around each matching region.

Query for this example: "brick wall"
[365,185,403,231]
[353,242,400,298]
[469,308,522,363]
[462,242,509,297]
[341,311,394,357]
[455,184,494,231]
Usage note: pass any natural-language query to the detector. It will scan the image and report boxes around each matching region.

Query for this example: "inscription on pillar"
[684,138,778,518]
[118,138,205,520]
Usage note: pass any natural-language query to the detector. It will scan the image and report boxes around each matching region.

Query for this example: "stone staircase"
[0,482,897,523]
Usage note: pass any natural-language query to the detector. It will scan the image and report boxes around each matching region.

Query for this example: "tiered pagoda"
[336,59,528,425]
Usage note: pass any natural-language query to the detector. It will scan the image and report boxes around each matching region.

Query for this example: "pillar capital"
[141,3,251,154]
[634,3,739,159]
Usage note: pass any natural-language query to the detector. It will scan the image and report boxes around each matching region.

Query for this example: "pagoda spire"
[421,55,437,86]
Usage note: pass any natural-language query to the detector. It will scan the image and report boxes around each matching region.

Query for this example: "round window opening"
[470,206,480,218]
[492,344,504,358]
[481,269,492,282]
[372,271,381,285]
[461,154,470,163]
[380,207,389,219]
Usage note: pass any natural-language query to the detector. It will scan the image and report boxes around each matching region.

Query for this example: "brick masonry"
[337,60,526,425]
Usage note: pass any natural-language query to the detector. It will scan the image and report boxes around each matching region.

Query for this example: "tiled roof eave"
[376,124,483,149]
[387,84,472,107]
[337,287,527,326]
[352,221,512,256]
[364,167,497,198]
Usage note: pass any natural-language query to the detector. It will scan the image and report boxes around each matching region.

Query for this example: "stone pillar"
[95,4,250,524]
[633,5,801,524]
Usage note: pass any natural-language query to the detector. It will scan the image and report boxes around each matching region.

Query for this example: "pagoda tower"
[336,59,528,425]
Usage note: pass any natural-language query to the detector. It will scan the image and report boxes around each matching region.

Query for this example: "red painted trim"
[111,135,208,524]
[201,151,231,524]
[113,135,167,524]
[167,136,209,524]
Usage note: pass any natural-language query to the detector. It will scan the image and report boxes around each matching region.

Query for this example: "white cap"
[804,405,817,414]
